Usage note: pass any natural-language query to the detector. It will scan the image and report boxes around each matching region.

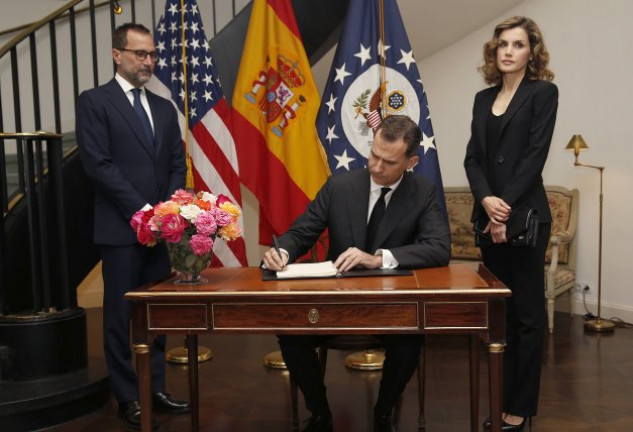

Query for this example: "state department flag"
[147,0,247,267]
[232,0,329,245]
[316,0,446,213]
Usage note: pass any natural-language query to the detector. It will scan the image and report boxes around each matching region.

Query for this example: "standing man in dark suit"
[76,23,190,430]
[263,115,451,432]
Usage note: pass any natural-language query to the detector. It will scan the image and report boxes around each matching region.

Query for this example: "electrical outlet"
[576,281,592,293]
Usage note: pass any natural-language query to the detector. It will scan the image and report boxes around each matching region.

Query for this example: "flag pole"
[165,0,212,365]
[341,0,388,373]
[180,0,194,189]
[378,0,387,117]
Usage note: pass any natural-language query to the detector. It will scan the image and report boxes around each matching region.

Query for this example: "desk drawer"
[213,303,418,330]
[424,301,488,329]
[147,304,209,330]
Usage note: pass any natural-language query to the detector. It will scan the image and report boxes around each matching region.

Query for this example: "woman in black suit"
[464,16,558,431]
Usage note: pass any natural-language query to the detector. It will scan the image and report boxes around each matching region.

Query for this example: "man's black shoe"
[301,411,333,432]
[373,413,396,432]
[118,400,158,430]
[152,392,191,414]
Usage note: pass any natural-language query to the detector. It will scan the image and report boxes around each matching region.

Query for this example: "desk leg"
[134,343,153,432]
[469,335,480,432]
[186,334,200,432]
[488,343,505,432]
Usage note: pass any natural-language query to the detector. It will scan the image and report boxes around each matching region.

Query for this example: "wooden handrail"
[0,131,62,140]
[0,0,85,59]
[0,0,112,38]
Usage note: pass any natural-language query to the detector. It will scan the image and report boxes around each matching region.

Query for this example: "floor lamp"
[565,135,615,332]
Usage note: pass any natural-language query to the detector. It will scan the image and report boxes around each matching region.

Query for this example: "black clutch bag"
[474,208,539,248]
[506,208,539,247]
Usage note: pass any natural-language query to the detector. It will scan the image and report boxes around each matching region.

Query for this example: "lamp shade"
[566,134,589,154]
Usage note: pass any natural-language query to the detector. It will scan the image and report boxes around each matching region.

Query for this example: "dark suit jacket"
[76,79,187,245]
[277,169,451,269]
[464,79,558,224]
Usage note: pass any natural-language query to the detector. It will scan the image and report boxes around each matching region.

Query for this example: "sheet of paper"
[276,260,339,279]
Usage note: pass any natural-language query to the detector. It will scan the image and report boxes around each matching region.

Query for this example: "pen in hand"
[272,234,283,263]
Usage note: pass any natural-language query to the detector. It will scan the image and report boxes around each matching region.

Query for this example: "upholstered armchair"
[545,186,579,333]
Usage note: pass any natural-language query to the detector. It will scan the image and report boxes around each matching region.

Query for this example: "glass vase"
[166,238,212,285]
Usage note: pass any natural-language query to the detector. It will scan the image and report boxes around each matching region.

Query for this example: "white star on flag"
[326,125,339,144]
[397,49,416,70]
[419,132,436,154]
[325,94,337,113]
[334,63,352,85]
[334,149,355,170]
[354,43,372,66]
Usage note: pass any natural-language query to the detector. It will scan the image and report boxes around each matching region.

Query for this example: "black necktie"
[366,187,391,251]
[131,88,154,147]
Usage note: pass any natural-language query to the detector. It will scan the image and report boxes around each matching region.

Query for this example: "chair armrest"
[547,242,560,276]
[550,230,572,245]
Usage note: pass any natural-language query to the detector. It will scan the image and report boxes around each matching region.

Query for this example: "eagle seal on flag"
[343,63,421,158]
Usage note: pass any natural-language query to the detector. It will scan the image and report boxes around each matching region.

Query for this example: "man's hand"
[262,247,288,271]
[481,196,511,224]
[334,247,382,272]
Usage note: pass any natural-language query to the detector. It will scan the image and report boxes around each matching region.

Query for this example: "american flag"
[315,0,446,215]
[147,0,247,266]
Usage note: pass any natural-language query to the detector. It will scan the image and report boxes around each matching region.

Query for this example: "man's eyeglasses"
[118,48,158,62]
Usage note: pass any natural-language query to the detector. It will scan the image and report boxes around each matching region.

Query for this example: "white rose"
[200,191,217,206]
[180,204,202,221]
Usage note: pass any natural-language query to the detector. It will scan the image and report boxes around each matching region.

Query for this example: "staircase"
[0,0,349,429]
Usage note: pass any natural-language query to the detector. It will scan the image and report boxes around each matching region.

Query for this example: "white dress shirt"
[368,176,404,269]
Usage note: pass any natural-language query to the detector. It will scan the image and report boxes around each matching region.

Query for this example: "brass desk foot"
[263,350,287,369]
[166,345,213,364]
[345,350,385,371]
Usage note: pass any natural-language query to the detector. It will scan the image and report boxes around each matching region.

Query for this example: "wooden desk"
[126,264,510,432]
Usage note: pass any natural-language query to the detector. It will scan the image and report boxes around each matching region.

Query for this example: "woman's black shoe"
[501,416,530,431]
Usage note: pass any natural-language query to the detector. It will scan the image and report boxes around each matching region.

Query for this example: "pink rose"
[130,208,154,231]
[171,189,194,205]
[160,213,187,243]
[213,207,232,227]
[130,210,145,231]
[194,211,218,236]
[190,234,214,255]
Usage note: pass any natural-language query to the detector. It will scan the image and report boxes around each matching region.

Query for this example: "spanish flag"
[232,0,329,245]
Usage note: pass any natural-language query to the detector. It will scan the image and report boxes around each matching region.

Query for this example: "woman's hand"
[486,220,508,243]
[481,196,511,224]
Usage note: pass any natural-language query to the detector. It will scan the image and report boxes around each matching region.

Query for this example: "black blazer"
[464,79,558,223]
[76,79,187,245]
[277,169,451,269]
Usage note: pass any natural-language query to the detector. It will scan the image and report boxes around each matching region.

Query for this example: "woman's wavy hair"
[478,16,554,86]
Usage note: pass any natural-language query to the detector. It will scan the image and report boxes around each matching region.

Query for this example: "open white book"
[276,260,339,279]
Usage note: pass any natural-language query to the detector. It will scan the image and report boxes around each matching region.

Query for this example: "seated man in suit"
[262,115,451,432]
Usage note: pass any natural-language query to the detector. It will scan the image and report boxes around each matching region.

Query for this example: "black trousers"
[278,334,423,416]
[100,243,172,403]
[480,222,550,417]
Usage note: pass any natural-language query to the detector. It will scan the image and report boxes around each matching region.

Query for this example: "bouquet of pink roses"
[130,189,242,256]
